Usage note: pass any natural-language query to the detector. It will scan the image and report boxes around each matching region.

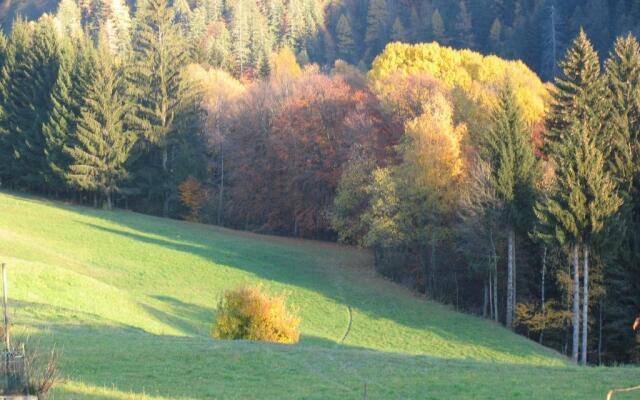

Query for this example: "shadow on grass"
[0,192,562,364]
[20,325,637,400]
[77,218,559,363]
[141,295,214,337]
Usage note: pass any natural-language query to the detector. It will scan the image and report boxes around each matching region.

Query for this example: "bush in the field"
[212,286,300,344]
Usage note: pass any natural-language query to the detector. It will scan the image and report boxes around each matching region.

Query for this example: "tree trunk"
[430,230,436,298]
[454,270,459,311]
[540,246,547,344]
[162,147,169,218]
[106,190,112,211]
[421,249,429,296]
[572,243,580,363]
[581,245,589,365]
[598,300,603,365]
[506,227,515,329]
[490,229,498,322]
[163,195,171,218]
[93,192,98,208]
[483,283,488,318]
[217,144,225,225]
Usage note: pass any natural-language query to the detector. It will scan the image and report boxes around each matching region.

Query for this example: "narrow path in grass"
[340,305,353,343]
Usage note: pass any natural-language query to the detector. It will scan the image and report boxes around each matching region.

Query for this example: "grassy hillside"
[0,191,636,399]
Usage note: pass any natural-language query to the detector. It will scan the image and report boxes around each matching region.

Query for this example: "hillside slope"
[0,191,636,399]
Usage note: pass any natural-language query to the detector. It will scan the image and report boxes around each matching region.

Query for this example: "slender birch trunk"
[506,227,515,329]
[572,243,580,363]
[483,283,488,318]
[581,245,589,365]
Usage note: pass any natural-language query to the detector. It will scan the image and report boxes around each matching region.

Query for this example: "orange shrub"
[212,286,300,344]
[178,177,207,222]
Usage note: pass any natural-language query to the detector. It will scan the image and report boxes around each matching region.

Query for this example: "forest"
[3,0,640,81]
[1,0,640,368]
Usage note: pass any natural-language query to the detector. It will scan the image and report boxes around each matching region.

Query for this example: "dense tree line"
[3,0,640,366]
[5,0,640,81]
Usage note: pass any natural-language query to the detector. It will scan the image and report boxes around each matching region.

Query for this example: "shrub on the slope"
[212,286,300,344]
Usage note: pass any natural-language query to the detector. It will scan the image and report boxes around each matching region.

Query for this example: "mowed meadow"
[0,190,634,399]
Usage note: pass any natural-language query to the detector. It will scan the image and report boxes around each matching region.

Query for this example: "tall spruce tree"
[431,9,448,46]
[537,30,621,364]
[129,0,200,217]
[606,34,640,192]
[67,31,134,210]
[390,17,406,43]
[42,34,77,190]
[604,33,640,362]
[0,29,11,185]
[478,84,538,329]
[336,14,356,63]
[454,0,475,49]
[364,0,388,57]
[3,18,60,190]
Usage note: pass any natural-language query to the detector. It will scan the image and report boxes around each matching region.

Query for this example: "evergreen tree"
[431,9,448,46]
[364,0,388,56]
[537,30,621,364]
[606,34,640,191]
[67,32,135,210]
[42,35,77,190]
[489,18,503,55]
[56,0,83,38]
[604,33,640,362]
[454,0,475,49]
[478,84,539,329]
[230,0,251,75]
[408,7,421,42]
[129,0,201,217]
[3,18,60,190]
[390,17,406,43]
[336,14,356,63]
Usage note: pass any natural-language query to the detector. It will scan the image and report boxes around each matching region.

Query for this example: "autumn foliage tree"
[178,176,208,222]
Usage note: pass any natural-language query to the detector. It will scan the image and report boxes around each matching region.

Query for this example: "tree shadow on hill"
[26,325,594,400]
[141,295,214,337]
[71,216,559,364]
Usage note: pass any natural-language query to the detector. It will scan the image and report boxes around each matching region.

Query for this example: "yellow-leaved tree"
[368,42,550,133]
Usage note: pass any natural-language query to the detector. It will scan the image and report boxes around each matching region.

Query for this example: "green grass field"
[0,191,637,399]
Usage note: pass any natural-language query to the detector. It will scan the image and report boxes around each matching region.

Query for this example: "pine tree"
[390,17,406,43]
[431,9,448,46]
[42,35,77,190]
[537,30,621,365]
[489,18,503,55]
[336,14,356,63]
[479,84,539,329]
[606,34,640,190]
[604,34,640,362]
[454,0,475,49]
[364,0,388,55]
[408,7,421,42]
[56,0,83,38]
[129,0,201,217]
[3,18,60,190]
[67,31,135,210]
[230,0,251,75]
